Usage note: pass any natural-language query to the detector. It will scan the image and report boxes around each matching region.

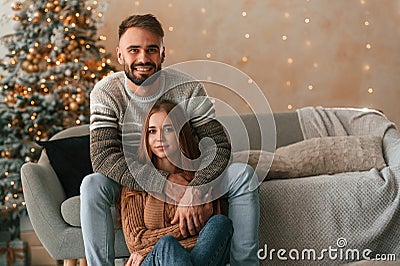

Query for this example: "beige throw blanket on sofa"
[259,107,400,265]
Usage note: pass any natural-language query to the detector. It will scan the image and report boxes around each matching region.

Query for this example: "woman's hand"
[125,252,144,266]
[171,187,214,237]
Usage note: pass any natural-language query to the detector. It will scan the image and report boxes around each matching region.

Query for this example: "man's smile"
[133,63,156,73]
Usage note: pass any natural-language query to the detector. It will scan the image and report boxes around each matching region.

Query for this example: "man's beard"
[124,62,162,86]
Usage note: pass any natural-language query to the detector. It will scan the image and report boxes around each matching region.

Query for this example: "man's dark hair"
[118,14,164,40]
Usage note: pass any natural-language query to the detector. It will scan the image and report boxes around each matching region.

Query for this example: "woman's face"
[147,111,179,160]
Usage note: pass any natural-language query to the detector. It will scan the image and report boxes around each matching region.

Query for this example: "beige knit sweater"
[89,70,231,193]
[120,187,221,258]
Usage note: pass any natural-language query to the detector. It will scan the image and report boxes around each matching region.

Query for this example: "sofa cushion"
[234,135,386,180]
[275,135,386,178]
[37,135,93,198]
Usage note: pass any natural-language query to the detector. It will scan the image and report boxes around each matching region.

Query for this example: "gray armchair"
[20,125,130,265]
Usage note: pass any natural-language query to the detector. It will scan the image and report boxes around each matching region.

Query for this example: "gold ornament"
[46,2,55,10]
[21,61,30,71]
[26,53,34,61]
[76,94,86,104]
[7,94,16,104]
[32,57,40,65]
[11,1,23,11]
[33,11,43,23]
[70,40,78,48]
[54,6,62,13]
[58,53,67,61]
[69,102,79,111]
[66,44,75,51]
[27,64,35,72]
[63,15,76,25]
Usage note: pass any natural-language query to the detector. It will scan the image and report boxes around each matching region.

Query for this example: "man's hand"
[125,252,144,266]
[171,188,213,237]
[164,173,191,202]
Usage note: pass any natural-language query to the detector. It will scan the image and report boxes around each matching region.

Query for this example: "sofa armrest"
[383,127,400,169]
[21,161,69,252]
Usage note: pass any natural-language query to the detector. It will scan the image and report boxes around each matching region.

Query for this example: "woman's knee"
[154,235,179,251]
[207,215,233,235]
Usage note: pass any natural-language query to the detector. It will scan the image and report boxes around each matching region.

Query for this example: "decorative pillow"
[233,135,386,180]
[37,135,93,198]
[275,135,386,178]
[232,150,291,180]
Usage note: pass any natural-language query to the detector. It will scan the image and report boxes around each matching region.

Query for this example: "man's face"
[117,27,165,86]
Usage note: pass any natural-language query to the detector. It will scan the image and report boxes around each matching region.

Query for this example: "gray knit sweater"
[90,69,231,193]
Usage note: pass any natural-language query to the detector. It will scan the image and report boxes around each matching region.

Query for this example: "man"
[80,14,259,265]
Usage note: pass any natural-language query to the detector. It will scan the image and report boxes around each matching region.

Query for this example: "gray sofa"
[21,108,400,265]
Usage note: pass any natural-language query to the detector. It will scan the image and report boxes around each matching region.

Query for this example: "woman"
[121,99,233,266]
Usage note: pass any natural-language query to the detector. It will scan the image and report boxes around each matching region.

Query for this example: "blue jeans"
[141,215,232,266]
[80,163,259,266]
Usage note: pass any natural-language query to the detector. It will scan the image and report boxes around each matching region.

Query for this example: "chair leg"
[63,259,77,266]
[79,258,87,266]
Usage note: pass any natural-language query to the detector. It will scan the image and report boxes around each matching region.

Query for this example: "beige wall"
[1,0,399,126]
[100,0,400,126]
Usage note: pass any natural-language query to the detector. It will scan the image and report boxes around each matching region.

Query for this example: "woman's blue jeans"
[141,214,233,266]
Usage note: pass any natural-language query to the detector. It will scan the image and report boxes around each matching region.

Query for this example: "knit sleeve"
[182,83,232,187]
[121,188,196,256]
[90,127,168,192]
[189,119,231,187]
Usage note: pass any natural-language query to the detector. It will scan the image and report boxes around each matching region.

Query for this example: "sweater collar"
[124,72,166,103]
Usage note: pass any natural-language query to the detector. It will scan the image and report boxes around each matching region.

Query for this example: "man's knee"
[81,173,106,193]
[80,173,119,201]
[229,162,255,183]
[224,163,260,197]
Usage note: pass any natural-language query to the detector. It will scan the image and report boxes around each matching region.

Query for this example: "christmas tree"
[0,0,115,239]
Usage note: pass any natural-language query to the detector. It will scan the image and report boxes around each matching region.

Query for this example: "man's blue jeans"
[141,215,232,266]
[80,163,260,266]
